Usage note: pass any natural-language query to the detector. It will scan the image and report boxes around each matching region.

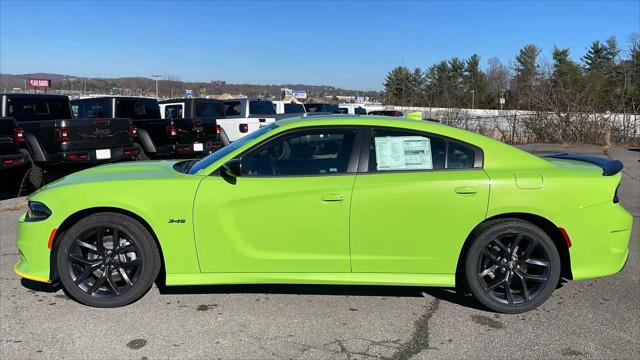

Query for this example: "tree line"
[383,34,640,115]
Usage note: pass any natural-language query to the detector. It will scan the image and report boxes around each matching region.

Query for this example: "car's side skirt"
[165,273,456,287]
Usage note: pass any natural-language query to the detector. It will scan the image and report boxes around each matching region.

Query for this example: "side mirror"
[222,159,242,178]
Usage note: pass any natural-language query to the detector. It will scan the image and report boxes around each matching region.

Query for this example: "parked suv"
[220,98,276,143]
[71,96,221,158]
[158,98,224,152]
[0,117,29,170]
[1,94,138,188]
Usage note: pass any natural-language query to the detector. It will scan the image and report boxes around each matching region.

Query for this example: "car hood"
[41,160,185,190]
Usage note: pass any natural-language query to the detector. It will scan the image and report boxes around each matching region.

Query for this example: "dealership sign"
[28,79,52,88]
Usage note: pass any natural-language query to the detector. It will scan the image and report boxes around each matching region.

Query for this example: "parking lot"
[0,144,638,360]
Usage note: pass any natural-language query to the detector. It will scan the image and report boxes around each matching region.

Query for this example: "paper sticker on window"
[375,136,433,171]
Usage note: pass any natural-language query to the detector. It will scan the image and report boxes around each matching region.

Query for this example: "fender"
[136,128,157,153]
[23,132,47,162]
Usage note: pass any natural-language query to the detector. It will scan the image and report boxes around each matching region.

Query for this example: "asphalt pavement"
[0,144,638,359]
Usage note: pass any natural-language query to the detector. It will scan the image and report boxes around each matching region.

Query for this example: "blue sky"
[1,0,638,90]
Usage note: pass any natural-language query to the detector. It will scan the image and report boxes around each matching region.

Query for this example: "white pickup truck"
[220,98,276,144]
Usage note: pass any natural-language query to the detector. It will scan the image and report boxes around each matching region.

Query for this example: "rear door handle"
[321,194,344,202]
[455,186,478,195]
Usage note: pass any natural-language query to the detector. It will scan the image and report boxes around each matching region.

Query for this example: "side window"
[164,104,183,119]
[447,142,475,169]
[241,129,357,176]
[369,129,478,171]
[355,107,367,115]
[369,129,445,171]
[71,104,80,119]
[224,101,241,116]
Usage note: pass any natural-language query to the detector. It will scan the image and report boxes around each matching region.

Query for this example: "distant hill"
[0,73,381,101]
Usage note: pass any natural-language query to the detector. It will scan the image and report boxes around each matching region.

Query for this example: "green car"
[15,116,632,313]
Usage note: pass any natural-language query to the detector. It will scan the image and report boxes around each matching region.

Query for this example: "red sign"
[28,79,52,88]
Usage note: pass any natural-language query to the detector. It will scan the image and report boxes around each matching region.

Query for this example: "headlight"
[26,201,52,222]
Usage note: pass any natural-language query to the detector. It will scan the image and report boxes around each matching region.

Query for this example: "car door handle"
[321,194,344,202]
[455,186,478,195]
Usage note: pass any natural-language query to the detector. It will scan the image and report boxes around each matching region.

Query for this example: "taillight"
[239,124,249,133]
[216,124,221,135]
[56,127,70,142]
[130,125,138,139]
[167,124,178,136]
[614,185,620,203]
[13,128,25,143]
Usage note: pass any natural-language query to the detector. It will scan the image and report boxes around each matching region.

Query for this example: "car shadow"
[20,278,61,293]
[156,282,487,311]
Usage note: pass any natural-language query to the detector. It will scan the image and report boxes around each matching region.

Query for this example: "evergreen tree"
[383,66,414,105]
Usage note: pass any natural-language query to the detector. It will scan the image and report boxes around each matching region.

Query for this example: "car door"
[350,127,490,274]
[193,127,362,273]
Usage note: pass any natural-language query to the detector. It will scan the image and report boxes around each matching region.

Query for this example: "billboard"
[28,78,51,88]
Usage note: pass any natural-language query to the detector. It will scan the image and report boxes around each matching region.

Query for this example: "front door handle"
[321,194,344,202]
[455,186,478,195]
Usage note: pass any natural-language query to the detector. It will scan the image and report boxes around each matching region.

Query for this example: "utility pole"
[471,90,475,109]
[152,74,163,99]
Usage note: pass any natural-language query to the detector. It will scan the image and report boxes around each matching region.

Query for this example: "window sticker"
[375,136,433,171]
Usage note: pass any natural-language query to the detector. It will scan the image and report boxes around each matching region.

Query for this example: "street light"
[151,74,163,98]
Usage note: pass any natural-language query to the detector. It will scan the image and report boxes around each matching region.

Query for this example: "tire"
[464,219,561,314]
[56,213,161,307]
[19,149,44,191]
[219,128,230,146]
[134,143,149,160]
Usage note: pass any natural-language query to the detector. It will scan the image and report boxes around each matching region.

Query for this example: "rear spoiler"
[545,153,623,176]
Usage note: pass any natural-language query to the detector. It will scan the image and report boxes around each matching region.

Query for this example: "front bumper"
[14,212,54,283]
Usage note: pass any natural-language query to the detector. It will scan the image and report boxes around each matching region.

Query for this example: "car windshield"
[188,123,278,175]
[249,100,275,115]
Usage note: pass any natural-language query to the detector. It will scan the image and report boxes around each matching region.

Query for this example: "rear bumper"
[155,141,222,157]
[44,146,139,164]
[554,202,633,280]
[0,153,29,169]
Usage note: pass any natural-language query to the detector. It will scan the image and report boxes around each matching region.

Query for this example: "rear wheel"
[134,143,149,160]
[56,213,161,307]
[464,219,561,313]
[18,149,44,193]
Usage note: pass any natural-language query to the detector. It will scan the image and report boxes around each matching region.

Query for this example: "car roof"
[2,93,69,99]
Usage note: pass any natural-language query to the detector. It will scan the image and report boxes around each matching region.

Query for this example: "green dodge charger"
[15,115,632,313]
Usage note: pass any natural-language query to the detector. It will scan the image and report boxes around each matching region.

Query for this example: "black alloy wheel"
[464,219,561,313]
[68,226,142,298]
[57,213,161,307]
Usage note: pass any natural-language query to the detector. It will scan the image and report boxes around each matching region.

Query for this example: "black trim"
[545,153,623,176]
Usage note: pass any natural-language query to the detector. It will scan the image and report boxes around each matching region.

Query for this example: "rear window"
[305,104,340,113]
[224,101,241,116]
[81,98,109,118]
[6,96,72,121]
[116,99,160,119]
[249,100,275,115]
[195,102,224,118]
[355,107,367,115]
[284,103,305,113]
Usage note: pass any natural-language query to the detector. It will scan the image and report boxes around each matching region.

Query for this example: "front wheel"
[464,219,561,313]
[56,213,161,307]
